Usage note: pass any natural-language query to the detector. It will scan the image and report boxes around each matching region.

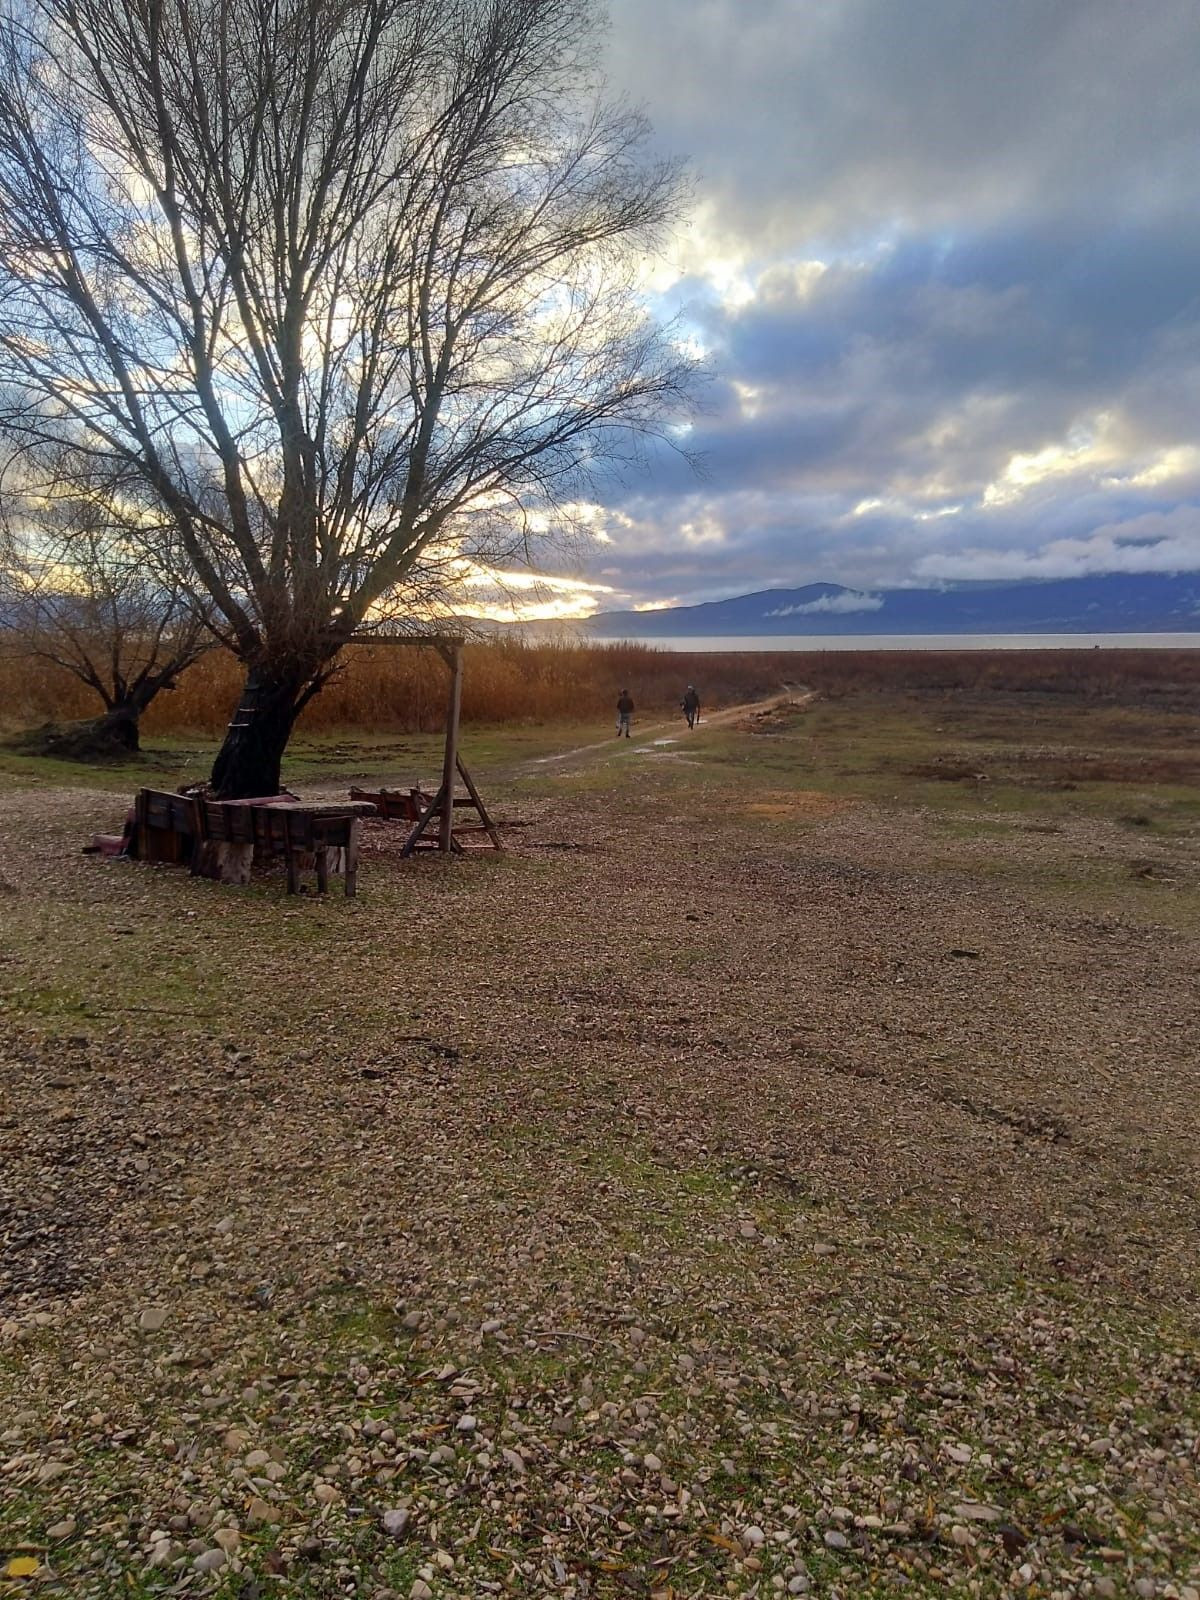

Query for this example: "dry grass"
[1,682,1200,1596]
[6,634,1199,744]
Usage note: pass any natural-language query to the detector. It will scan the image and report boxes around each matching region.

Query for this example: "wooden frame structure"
[346,634,502,857]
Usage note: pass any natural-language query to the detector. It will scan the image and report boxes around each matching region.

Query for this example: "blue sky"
[526,0,1200,615]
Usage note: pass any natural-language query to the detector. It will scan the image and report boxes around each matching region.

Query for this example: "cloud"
[514,1,1200,612]
[768,590,884,617]
[914,507,1200,583]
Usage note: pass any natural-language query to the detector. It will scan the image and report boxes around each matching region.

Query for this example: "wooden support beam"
[439,642,463,855]
[456,756,503,850]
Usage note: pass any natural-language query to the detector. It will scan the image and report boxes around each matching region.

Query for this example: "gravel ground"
[1,702,1199,1599]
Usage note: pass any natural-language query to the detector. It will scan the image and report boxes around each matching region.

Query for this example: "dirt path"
[524,685,815,770]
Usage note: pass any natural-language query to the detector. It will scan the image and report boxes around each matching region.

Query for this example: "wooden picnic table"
[200,796,378,892]
[133,789,377,895]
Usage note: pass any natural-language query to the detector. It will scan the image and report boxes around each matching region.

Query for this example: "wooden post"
[439,642,463,854]
[344,819,359,897]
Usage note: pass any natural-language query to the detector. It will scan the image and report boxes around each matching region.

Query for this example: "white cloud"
[768,590,885,616]
[914,507,1200,582]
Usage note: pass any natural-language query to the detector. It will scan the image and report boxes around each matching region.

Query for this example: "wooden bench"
[250,806,359,897]
[197,800,358,896]
[134,789,202,865]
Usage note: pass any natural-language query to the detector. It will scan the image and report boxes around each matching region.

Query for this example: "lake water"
[587,632,1200,653]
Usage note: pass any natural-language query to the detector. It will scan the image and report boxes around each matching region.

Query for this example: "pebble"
[46,1518,76,1540]
[194,1549,226,1573]
[743,1525,766,1548]
[481,1319,502,1334]
[313,1481,341,1505]
[382,1508,411,1539]
[456,1415,477,1434]
[788,1580,810,1596]
[643,1453,663,1472]
[1094,1581,1118,1600]
[1135,1582,1156,1600]
[823,1531,848,1550]
[213,1529,240,1554]
[410,1582,433,1600]
[138,1307,169,1332]
[953,1502,1001,1522]
[247,1498,279,1525]
[945,1443,973,1464]
[244,1449,271,1469]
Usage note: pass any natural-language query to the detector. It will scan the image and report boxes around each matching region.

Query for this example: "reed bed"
[2,633,1199,738]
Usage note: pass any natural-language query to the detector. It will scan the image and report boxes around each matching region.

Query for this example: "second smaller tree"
[0,480,210,755]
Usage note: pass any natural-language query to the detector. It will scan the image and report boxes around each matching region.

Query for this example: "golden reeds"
[2,635,1199,738]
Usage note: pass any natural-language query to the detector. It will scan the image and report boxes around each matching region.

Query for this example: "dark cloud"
[548,1,1200,609]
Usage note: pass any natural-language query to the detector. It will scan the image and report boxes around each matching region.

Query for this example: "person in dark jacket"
[681,684,700,728]
[616,689,634,738]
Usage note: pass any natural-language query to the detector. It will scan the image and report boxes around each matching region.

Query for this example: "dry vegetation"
[1,658,1199,1600]
[4,635,1200,743]
[0,636,802,739]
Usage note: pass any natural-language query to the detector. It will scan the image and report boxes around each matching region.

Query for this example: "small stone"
[382,1508,411,1539]
[455,1415,477,1434]
[193,1549,226,1573]
[643,1453,663,1472]
[46,1518,77,1540]
[814,1241,837,1256]
[945,1443,972,1465]
[139,1307,169,1333]
[401,1311,423,1331]
[410,1581,433,1600]
[481,1319,502,1334]
[213,1528,240,1554]
[244,1449,271,1469]
[953,1502,1001,1523]
[823,1531,848,1550]
[247,1498,279,1525]
[788,1578,810,1596]
[1094,1581,1117,1600]
[313,1481,341,1505]
[739,1222,758,1239]
[743,1525,765,1548]
[214,1216,235,1235]
[950,1525,972,1547]
[222,1429,249,1454]
[1135,1582,1156,1600]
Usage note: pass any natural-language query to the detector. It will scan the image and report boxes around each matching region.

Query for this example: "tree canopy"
[0,0,692,792]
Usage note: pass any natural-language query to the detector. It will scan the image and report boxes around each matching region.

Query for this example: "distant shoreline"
[584,631,1200,652]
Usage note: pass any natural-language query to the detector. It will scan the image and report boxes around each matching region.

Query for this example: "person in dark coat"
[681,684,700,728]
[616,689,634,738]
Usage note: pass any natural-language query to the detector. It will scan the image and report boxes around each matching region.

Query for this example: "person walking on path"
[681,684,700,729]
[616,689,634,738]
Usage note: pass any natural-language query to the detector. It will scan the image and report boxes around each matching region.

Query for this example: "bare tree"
[0,468,210,753]
[0,0,692,795]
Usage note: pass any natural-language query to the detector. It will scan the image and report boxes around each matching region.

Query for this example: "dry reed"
[2,635,1199,738]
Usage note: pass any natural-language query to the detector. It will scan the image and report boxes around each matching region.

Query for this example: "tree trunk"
[209,663,313,798]
[94,704,141,752]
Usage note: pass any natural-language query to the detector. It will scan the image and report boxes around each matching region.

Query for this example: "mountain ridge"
[584,574,1200,636]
